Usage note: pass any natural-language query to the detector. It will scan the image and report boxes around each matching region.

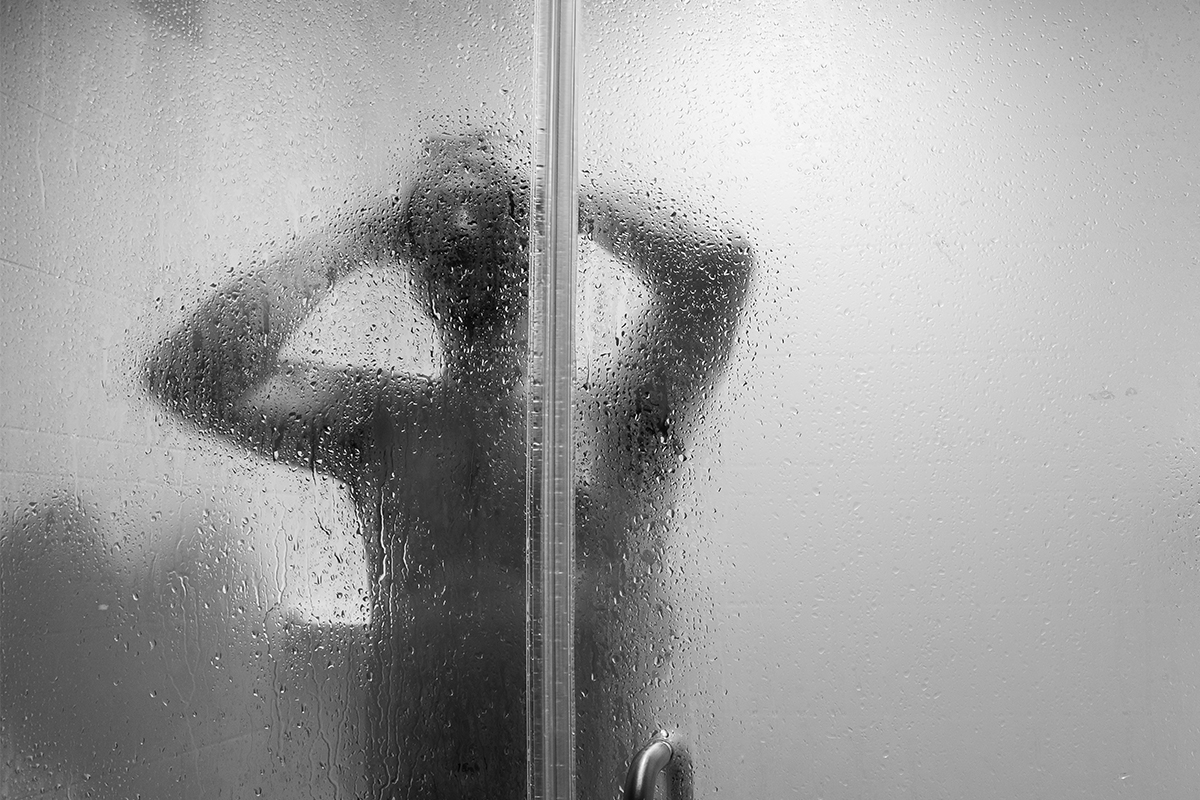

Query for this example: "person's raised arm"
[142,208,408,473]
[579,173,754,458]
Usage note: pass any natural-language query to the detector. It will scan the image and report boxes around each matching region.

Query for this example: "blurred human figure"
[143,131,752,799]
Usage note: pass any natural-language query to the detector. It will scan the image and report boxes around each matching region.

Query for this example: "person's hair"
[402,132,529,343]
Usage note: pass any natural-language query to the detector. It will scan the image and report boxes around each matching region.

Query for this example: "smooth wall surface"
[1,1,531,797]
[580,0,1200,797]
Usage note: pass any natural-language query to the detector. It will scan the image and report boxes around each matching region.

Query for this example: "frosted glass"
[2,1,533,798]
[579,1,1200,798]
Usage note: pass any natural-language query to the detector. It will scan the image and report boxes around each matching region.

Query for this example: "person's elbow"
[140,329,191,417]
[696,226,754,309]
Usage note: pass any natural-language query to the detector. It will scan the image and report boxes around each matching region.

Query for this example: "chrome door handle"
[622,734,674,800]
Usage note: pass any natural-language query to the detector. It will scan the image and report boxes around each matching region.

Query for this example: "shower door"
[7,1,1200,798]
[577,1,1200,798]
[2,1,537,797]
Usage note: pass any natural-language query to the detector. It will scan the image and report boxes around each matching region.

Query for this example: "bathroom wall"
[580,0,1200,797]
[1,1,530,797]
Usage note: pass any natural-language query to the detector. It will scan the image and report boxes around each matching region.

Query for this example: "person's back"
[143,131,752,799]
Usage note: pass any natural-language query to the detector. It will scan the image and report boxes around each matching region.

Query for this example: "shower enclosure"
[4,1,1199,798]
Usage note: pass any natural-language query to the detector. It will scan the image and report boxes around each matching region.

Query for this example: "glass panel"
[2,2,533,798]
[578,1,1200,798]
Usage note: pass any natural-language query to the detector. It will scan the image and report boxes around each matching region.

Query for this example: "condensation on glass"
[2,1,534,798]
[7,1,1200,799]
[572,7,756,797]
[579,1,1200,798]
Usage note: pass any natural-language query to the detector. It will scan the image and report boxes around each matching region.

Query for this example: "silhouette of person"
[143,131,752,799]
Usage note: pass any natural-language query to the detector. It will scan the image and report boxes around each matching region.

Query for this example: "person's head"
[402,132,529,349]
